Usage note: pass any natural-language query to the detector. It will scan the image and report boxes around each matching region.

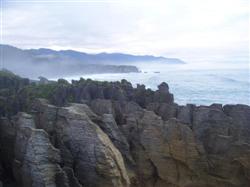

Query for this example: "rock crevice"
[0,77,249,187]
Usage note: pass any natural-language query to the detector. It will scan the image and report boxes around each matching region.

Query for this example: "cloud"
[2,0,249,64]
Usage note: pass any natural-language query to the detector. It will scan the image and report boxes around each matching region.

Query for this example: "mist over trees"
[0,44,184,79]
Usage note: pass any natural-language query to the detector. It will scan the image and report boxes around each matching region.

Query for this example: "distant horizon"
[1,43,169,58]
[1,43,249,69]
[1,42,249,66]
[1,0,249,66]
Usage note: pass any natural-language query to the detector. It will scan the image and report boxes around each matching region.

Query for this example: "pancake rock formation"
[0,73,249,187]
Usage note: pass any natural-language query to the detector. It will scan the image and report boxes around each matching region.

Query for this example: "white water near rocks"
[66,63,250,106]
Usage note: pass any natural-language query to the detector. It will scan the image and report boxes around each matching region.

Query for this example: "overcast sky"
[1,0,249,64]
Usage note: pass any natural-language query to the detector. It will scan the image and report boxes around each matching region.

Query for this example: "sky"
[1,0,250,65]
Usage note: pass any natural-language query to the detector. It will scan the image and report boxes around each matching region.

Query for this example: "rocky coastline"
[0,71,249,187]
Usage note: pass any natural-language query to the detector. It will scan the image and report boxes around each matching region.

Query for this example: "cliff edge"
[0,72,249,187]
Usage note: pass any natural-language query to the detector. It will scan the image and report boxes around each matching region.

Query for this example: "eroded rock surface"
[0,79,249,187]
[32,99,130,187]
[0,112,69,187]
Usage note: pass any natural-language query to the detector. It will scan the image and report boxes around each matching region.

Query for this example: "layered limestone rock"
[138,115,207,186]
[118,104,208,187]
[13,113,67,187]
[223,104,250,143]
[0,79,249,187]
[32,99,130,187]
[0,112,70,187]
[191,105,250,186]
[55,104,130,187]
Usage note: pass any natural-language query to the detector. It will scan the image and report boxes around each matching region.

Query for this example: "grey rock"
[153,82,174,104]
[223,104,250,143]
[90,99,115,116]
[177,104,195,125]
[147,102,178,121]
[13,112,66,187]
[100,114,134,165]
[63,167,83,187]
[192,106,236,154]
[55,104,130,187]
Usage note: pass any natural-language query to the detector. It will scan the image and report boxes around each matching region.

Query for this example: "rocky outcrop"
[0,77,250,187]
[0,112,70,187]
[13,113,67,187]
[55,104,130,187]
[90,99,115,116]
[32,99,130,187]
[117,104,207,187]
[223,104,250,143]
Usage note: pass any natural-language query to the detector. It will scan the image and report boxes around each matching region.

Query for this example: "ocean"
[66,64,250,106]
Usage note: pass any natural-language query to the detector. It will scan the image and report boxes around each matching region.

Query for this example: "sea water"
[66,64,250,106]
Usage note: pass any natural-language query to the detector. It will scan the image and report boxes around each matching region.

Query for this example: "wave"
[207,74,250,85]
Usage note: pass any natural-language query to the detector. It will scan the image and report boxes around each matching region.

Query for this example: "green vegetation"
[23,82,59,99]
[0,70,66,117]
[0,69,152,118]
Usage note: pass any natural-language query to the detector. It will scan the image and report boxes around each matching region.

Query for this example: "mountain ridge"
[0,44,184,79]
[2,44,185,64]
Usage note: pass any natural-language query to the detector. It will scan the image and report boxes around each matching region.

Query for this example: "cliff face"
[0,73,249,187]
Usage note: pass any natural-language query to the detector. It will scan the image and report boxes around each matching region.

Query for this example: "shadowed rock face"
[55,104,130,187]
[31,100,130,187]
[0,78,250,187]
[0,112,70,187]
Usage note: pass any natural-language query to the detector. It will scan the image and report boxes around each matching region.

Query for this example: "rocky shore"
[0,71,249,187]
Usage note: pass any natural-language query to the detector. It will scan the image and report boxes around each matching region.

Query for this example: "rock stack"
[0,77,249,187]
